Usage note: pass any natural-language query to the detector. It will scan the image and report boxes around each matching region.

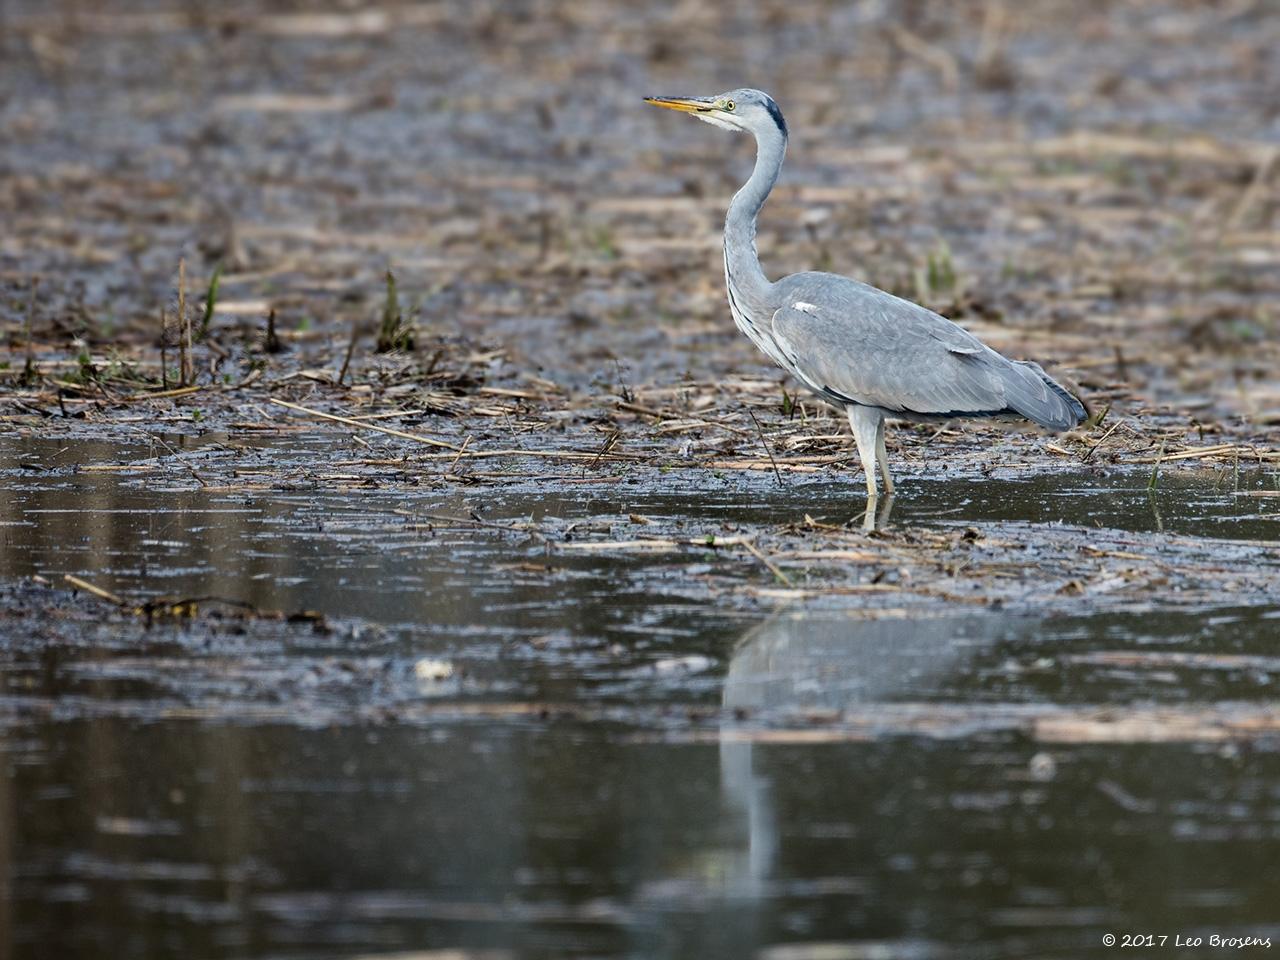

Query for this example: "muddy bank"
[2,1,1279,450]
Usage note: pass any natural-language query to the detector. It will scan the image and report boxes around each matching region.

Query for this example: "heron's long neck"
[724,128,786,306]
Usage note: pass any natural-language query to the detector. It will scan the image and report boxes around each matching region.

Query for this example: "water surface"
[1,435,1278,959]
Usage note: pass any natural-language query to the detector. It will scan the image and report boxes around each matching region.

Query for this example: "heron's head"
[644,88,787,140]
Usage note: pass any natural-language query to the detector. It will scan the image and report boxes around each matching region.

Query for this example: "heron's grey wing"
[770,291,1083,428]
[770,297,1007,414]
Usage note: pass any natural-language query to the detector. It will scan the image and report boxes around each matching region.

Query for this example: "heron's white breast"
[723,256,797,375]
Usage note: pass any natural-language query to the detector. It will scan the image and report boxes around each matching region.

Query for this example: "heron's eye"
[724,99,735,111]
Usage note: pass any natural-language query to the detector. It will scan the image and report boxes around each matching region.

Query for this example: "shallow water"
[2,436,1277,623]
[2,435,1279,959]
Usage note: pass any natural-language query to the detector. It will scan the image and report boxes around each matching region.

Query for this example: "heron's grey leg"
[876,493,895,529]
[875,418,895,495]
[846,405,881,500]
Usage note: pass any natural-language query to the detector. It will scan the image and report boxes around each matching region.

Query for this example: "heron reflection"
[719,609,1016,886]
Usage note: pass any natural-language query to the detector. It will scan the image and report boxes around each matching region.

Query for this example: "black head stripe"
[763,97,788,138]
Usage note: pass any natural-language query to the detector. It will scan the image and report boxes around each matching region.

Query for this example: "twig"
[23,276,38,383]
[746,407,784,486]
[159,305,169,388]
[344,409,431,421]
[178,258,193,386]
[269,398,463,450]
[130,427,209,487]
[137,595,259,617]
[919,425,953,447]
[265,309,282,353]
[440,513,524,532]
[447,435,472,474]
[421,348,444,378]
[337,316,359,385]
[123,385,202,402]
[889,24,960,90]
[615,399,753,436]
[586,430,621,471]
[1131,443,1238,464]
[1081,417,1124,463]
[559,536,751,552]
[740,538,794,586]
[1226,145,1278,231]
[63,574,125,606]
[400,510,542,538]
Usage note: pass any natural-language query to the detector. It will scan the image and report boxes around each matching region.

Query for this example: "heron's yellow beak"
[644,96,712,114]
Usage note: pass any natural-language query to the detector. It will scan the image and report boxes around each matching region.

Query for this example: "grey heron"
[645,89,1086,500]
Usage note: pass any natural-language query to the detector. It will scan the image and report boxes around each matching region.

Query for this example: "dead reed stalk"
[178,258,193,386]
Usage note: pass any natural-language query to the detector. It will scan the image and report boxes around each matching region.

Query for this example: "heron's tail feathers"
[1002,360,1087,432]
